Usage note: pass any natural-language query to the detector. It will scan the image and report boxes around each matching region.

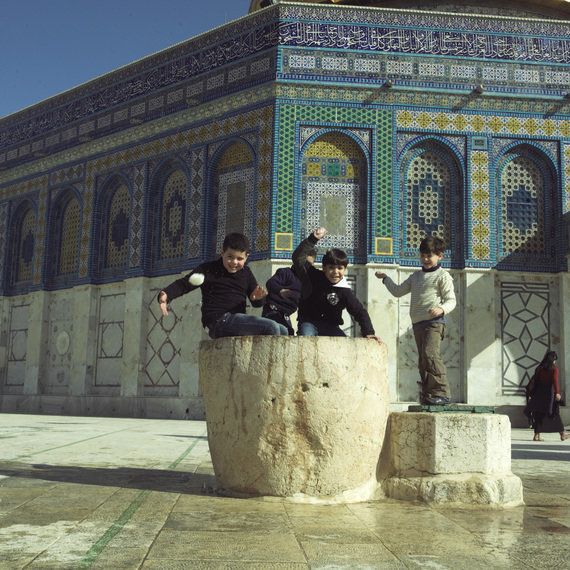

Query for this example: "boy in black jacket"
[158,233,288,338]
[262,245,317,335]
[293,227,379,340]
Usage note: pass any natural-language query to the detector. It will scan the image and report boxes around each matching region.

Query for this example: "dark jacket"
[264,267,302,315]
[292,235,375,336]
[161,258,263,329]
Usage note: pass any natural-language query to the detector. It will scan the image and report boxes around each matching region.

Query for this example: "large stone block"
[388,412,511,476]
[382,412,524,506]
[199,336,389,502]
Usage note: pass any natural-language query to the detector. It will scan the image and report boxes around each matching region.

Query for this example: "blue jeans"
[208,312,288,339]
[298,321,346,337]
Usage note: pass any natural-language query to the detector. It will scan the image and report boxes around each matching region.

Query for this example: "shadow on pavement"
[512,443,570,461]
[0,461,216,494]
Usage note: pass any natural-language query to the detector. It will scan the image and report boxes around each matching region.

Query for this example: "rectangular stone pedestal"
[382,412,524,507]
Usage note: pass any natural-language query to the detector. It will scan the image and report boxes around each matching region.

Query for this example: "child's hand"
[429,307,444,318]
[313,227,327,240]
[366,335,383,344]
[158,291,169,316]
[375,271,386,280]
[250,285,267,301]
[556,393,562,401]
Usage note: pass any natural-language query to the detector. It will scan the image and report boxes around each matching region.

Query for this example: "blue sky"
[0,0,252,119]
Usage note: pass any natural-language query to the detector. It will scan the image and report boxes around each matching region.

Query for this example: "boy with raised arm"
[158,233,288,338]
[293,227,379,340]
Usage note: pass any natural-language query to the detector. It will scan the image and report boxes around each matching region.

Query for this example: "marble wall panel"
[44,292,74,395]
[94,292,125,389]
[6,302,29,388]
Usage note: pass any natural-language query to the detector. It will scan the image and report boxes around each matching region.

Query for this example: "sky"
[0,0,252,119]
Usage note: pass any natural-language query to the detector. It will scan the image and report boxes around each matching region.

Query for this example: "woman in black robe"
[526,351,568,442]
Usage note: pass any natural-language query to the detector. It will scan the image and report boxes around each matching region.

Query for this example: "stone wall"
[1,262,567,421]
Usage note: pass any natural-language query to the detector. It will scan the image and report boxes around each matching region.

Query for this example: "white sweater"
[383,267,456,325]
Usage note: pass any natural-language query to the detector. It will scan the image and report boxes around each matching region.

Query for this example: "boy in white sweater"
[375,236,456,405]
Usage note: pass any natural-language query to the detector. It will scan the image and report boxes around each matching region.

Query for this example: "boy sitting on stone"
[375,236,456,405]
[262,245,317,335]
[293,227,379,340]
[158,232,289,338]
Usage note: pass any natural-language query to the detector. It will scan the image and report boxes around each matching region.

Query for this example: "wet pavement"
[0,413,569,569]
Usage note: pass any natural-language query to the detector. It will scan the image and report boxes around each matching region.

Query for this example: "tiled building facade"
[0,0,569,421]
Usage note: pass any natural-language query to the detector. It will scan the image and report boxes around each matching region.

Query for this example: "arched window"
[59,197,81,275]
[103,182,130,270]
[147,162,190,272]
[300,132,367,260]
[210,140,255,255]
[401,141,463,264]
[498,147,555,265]
[8,202,36,288]
[47,190,81,282]
[159,169,187,262]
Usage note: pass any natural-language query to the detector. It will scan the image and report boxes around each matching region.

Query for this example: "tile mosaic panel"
[34,187,48,285]
[105,184,130,269]
[274,83,569,119]
[305,182,361,252]
[189,148,205,258]
[211,140,255,254]
[397,110,570,139]
[279,4,570,37]
[16,207,36,282]
[405,150,453,250]
[500,281,551,396]
[276,103,392,250]
[78,182,92,279]
[301,132,367,257]
[59,197,81,276]
[6,302,29,388]
[160,169,188,262]
[49,165,84,187]
[215,169,255,255]
[399,142,462,264]
[495,147,558,271]
[500,156,545,256]
[469,149,492,260]
[564,144,570,214]
[279,11,570,64]
[95,293,124,388]
[1,88,270,187]
[130,163,145,268]
[144,289,181,392]
[280,46,569,98]
[0,202,8,287]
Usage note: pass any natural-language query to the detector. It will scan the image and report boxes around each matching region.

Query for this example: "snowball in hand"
[188,272,205,286]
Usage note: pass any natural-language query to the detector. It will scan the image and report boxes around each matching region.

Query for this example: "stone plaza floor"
[0,413,569,569]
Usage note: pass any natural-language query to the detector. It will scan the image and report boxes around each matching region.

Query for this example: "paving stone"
[147,529,306,562]
[0,414,569,569]
[142,562,309,569]
[164,510,292,533]
[300,540,403,567]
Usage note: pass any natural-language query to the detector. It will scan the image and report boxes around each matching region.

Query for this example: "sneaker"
[425,396,450,405]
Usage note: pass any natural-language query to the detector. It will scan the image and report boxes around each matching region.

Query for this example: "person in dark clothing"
[526,350,569,441]
[262,246,317,335]
[158,233,288,338]
[292,227,380,340]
